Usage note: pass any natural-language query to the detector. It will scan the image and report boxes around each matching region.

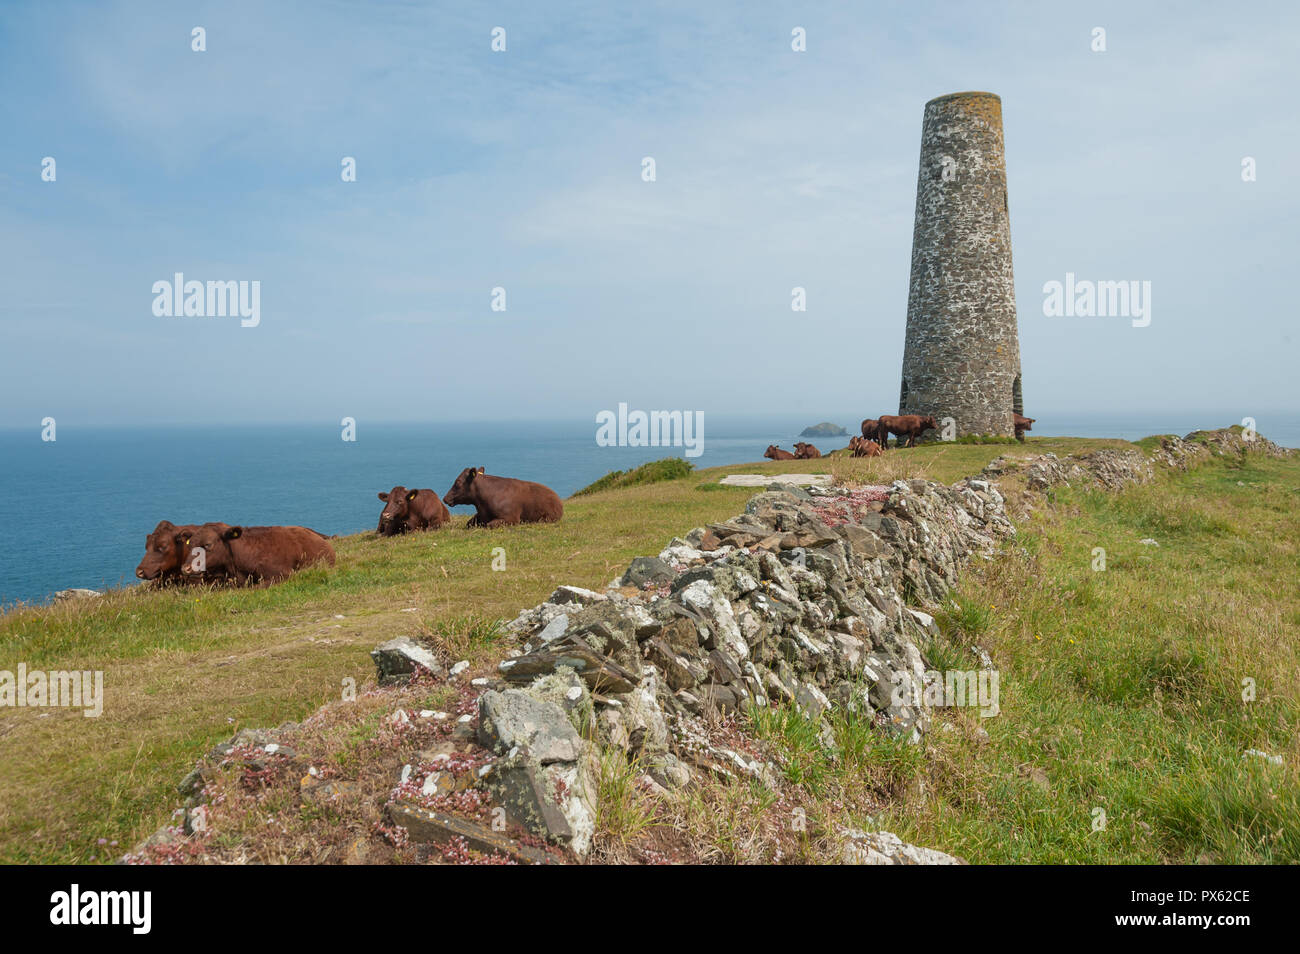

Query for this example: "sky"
[1,0,1297,427]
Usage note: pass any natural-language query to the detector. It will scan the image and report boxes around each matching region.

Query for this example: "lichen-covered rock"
[486,742,598,858]
[370,636,443,684]
[841,829,966,865]
[477,690,582,764]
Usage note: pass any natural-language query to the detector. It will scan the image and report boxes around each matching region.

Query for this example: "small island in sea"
[800,421,848,437]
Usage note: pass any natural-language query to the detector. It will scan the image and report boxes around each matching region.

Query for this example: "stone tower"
[898,91,1022,437]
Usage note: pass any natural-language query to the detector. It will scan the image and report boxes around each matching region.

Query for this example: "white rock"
[536,613,569,645]
[549,585,607,605]
[1244,749,1283,766]
[841,829,963,865]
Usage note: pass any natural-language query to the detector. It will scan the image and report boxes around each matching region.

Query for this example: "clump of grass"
[750,704,835,794]
[421,612,504,664]
[594,750,656,846]
[574,458,694,496]
[937,598,993,640]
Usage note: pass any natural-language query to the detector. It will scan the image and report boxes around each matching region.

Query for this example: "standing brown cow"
[376,486,451,536]
[443,467,563,528]
[180,522,335,585]
[876,414,938,449]
[793,442,822,459]
[860,418,879,440]
[764,445,796,461]
[1014,413,1035,442]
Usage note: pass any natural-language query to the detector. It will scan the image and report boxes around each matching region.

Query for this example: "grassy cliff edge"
[1,433,1296,863]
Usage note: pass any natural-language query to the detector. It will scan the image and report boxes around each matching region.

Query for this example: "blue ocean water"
[0,412,1294,606]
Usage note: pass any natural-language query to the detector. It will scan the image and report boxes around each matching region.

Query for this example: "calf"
[180,522,335,585]
[849,436,882,458]
[1014,413,1035,443]
[135,520,201,583]
[443,467,563,528]
[876,414,938,449]
[376,486,451,536]
[793,442,821,459]
[764,445,796,461]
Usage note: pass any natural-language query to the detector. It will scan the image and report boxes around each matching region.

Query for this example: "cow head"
[763,445,780,460]
[920,416,938,431]
[443,467,485,507]
[136,520,192,580]
[180,523,241,577]
[377,486,419,535]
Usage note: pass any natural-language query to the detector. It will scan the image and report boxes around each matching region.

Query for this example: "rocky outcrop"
[982,427,1291,493]
[800,422,848,437]
[1151,429,1291,469]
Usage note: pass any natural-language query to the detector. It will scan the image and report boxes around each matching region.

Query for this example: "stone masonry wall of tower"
[899,91,1022,437]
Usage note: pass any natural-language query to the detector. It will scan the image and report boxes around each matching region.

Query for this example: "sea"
[1,412,1295,607]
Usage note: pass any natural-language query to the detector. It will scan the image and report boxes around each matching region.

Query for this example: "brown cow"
[876,414,938,449]
[180,522,335,585]
[849,437,882,458]
[1014,413,1035,443]
[764,445,796,461]
[860,418,879,440]
[793,442,821,459]
[376,486,450,536]
[135,520,201,583]
[443,467,563,528]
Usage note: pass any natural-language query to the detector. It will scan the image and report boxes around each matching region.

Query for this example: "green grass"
[0,434,1277,864]
[866,453,1300,863]
[574,457,694,496]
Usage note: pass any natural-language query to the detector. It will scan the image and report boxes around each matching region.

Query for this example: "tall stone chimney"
[898,91,1022,437]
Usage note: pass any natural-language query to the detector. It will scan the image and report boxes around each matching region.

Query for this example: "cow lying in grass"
[876,414,938,449]
[376,486,450,536]
[764,445,796,461]
[848,436,882,457]
[135,521,207,584]
[1014,413,1035,442]
[792,442,821,459]
[443,467,563,528]
[180,523,335,586]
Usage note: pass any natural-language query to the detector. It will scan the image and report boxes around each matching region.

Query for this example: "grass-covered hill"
[1,434,1296,863]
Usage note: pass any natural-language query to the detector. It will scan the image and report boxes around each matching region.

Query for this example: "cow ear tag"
[407,490,418,501]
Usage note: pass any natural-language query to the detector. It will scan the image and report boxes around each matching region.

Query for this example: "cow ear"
[377,492,389,501]
[477,466,485,474]
[223,526,242,541]
[406,489,418,501]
